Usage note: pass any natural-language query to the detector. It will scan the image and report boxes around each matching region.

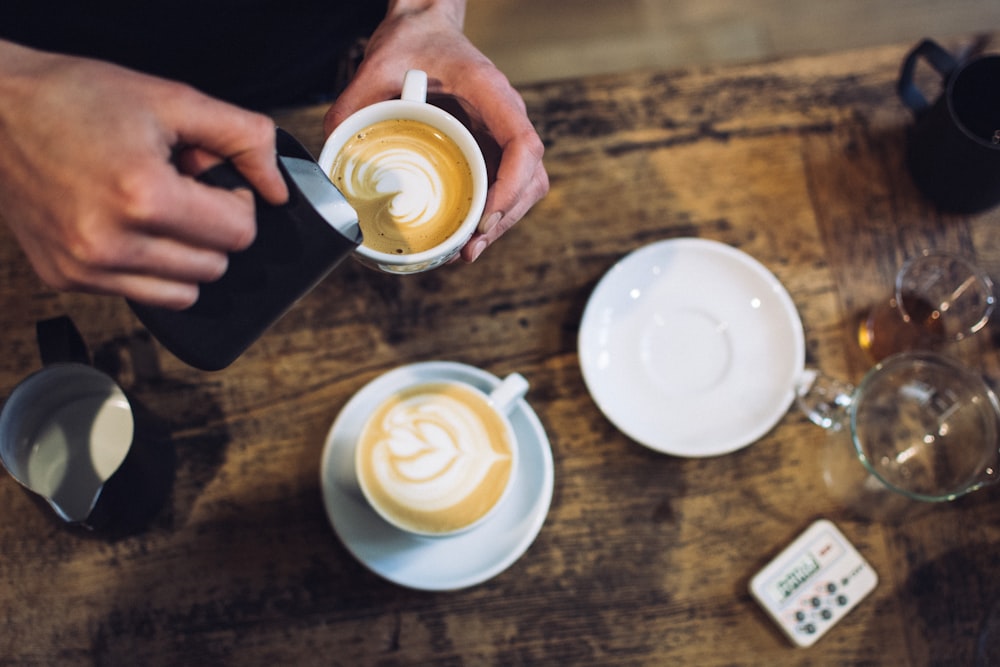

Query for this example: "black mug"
[898,38,1000,214]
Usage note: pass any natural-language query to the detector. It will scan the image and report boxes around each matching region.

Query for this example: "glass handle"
[796,369,855,430]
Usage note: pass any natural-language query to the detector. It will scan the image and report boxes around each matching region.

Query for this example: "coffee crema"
[329,119,474,255]
[355,381,514,535]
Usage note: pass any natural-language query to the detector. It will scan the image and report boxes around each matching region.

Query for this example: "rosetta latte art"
[357,383,514,534]
[330,119,474,255]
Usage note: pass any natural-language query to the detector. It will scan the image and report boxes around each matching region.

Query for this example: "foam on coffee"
[356,381,514,535]
[330,119,474,255]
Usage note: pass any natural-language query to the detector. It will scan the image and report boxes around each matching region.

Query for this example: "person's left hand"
[323,0,548,262]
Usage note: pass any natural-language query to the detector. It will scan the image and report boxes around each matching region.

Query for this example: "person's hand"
[0,41,288,309]
[323,0,548,262]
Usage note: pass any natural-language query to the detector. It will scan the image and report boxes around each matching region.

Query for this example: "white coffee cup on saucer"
[320,361,554,590]
[318,69,488,274]
[351,367,526,538]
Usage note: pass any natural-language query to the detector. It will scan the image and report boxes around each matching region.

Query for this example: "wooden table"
[3,35,1000,666]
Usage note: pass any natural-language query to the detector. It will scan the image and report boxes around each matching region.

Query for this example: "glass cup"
[858,250,995,362]
[797,352,1000,520]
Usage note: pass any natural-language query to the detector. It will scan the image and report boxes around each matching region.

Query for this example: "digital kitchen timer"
[749,519,878,647]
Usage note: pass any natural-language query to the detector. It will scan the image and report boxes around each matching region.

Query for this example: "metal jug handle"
[897,38,958,118]
[36,315,91,367]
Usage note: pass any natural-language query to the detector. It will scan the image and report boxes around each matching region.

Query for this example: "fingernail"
[470,238,488,261]
[478,211,503,234]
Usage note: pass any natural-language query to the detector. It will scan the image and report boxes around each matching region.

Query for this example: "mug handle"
[400,69,428,103]
[897,38,958,117]
[36,316,91,366]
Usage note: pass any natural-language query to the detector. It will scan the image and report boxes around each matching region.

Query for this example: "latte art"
[356,382,514,535]
[330,119,474,255]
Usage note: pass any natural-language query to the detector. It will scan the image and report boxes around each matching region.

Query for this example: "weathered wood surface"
[3,36,1000,665]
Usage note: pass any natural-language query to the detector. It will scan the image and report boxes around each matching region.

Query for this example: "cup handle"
[897,38,958,117]
[488,373,530,415]
[795,369,855,430]
[401,69,428,103]
[36,316,91,367]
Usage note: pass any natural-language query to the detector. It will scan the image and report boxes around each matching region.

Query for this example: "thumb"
[323,72,405,137]
[169,91,288,205]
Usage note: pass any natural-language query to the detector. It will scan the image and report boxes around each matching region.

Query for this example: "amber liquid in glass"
[858,293,946,362]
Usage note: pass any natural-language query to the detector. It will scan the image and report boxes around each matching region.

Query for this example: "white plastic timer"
[750,519,878,647]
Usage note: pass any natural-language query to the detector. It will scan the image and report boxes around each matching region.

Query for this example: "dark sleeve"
[0,0,388,110]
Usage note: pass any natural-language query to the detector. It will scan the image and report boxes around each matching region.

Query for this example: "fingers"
[461,112,548,262]
[104,159,258,254]
[321,26,549,265]
[0,48,289,309]
[167,88,289,205]
[479,133,549,232]
[40,160,259,308]
[37,232,228,310]
[102,93,281,305]
[89,273,203,311]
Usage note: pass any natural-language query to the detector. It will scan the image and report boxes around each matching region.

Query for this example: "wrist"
[0,40,48,84]
[0,41,63,123]
[385,0,466,28]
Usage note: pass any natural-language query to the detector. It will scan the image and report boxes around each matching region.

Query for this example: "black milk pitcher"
[898,38,1000,214]
[129,129,361,371]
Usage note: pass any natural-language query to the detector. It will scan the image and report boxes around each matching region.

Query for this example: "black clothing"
[0,1,388,110]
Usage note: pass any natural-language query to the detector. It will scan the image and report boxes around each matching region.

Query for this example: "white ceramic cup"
[318,69,488,274]
[352,366,527,538]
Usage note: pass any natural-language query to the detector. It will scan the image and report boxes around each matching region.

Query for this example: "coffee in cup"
[329,118,474,255]
[354,376,523,536]
[319,69,488,274]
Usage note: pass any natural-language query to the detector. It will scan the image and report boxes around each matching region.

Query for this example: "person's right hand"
[0,41,289,309]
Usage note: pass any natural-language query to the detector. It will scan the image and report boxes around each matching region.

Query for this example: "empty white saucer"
[578,238,805,457]
[320,361,554,591]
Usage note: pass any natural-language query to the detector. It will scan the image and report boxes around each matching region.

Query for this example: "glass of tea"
[858,250,995,362]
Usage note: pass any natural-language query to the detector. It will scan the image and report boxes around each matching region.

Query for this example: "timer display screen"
[769,552,820,603]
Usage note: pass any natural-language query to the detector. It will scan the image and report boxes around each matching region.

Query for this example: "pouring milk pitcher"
[0,317,173,532]
[128,128,361,371]
[796,351,1000,519]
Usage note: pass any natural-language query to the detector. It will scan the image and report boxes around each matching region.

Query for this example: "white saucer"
[578,238,805,457]
[320,361,554,591]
